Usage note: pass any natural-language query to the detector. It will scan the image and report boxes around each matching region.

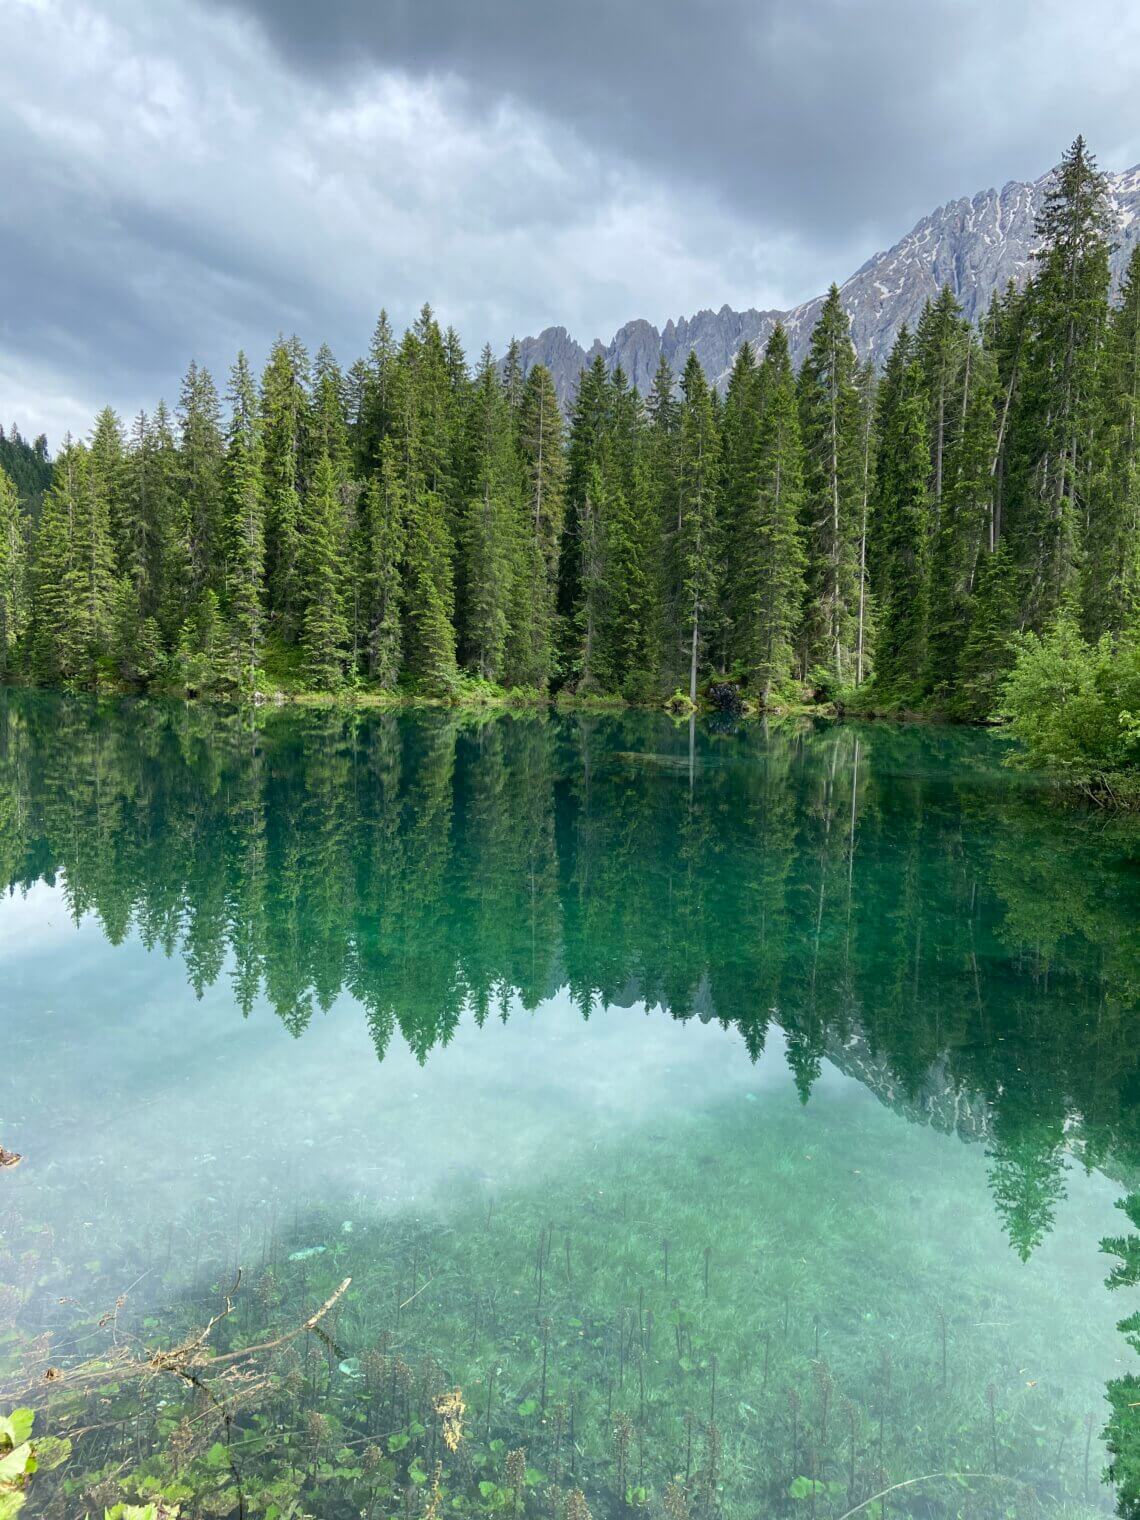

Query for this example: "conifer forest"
[0,138,1137,795]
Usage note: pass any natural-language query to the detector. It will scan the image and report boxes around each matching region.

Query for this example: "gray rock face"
[512,163,1140,407]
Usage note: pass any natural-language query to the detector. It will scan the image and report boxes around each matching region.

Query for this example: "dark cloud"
[201,0,1140,252]
[3,0,1140,444]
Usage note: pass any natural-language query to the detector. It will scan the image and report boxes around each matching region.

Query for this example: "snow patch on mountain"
[512,163,1140,407]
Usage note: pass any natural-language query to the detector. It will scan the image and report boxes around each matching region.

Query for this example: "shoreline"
[5,679,1137,810]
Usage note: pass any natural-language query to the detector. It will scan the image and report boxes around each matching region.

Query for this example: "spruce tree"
[799,286,863,683]
[1085,243,1140,634]
[146,401,180,637]
[852,357,877,684]
[599,370,658,696]
[955,541,1020,718]
[738,325,805,701]
[298,450,349,687]
[1010,136,1113,625]
[915,287,969,517]
[674,351,720,702]
[0,467,26,677]
[33,439,115,683]
[927,333,1000,694]
[460,347,518,681]
[873,331,932,696]
[261,337,310,641]
[355,309,395,471]
[223,352,266,688]
[560,356,612,688]
[365,440,405,687]
[512,362,565,689]
[718,341,762,664]
[175,362,225,609]
[120,411,163,620]
[391,320,458,691]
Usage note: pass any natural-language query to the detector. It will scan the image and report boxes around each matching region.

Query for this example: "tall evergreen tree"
[223,352,266,687]
[799,286,863,682]
[175,363,225,612]
[674,351,720,701]
[718,341,763,663]
[0,467,26,677]
[738,326,806,701]
[927,332,1000,694]
[365,441,406,688]
[1010,136,1113,625]
[391,319,458,690]
[560,357,612,689]
[261,337,310,641]
[511,362,565,689]
[460,347,518,680]
[873,331,932,694]
[1085,243,1140,634]
[298,450,349,687]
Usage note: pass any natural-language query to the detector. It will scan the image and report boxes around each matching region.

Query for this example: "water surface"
[1,692,1138,1518]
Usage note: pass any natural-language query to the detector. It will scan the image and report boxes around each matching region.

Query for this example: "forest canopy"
[0,137,1136,769]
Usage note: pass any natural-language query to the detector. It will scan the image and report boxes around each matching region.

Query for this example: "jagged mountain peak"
[511,161,1140,407]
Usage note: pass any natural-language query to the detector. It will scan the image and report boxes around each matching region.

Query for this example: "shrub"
[998,618,1140,776]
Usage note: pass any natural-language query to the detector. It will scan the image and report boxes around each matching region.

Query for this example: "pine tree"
[852,357,877,685]
[597,369,659,696]
[355,310,395,471]
[29,443,76,682]
[89,406,128,584]
[175,362,225,609]
[718,341,762,664]
[927,333,1000,694]
[955,541,1020,718]
[738,325,806,701]
[674,351,720,702]
[146,401,180,636]
[223,352,266,687]
[120,411,163,620]
[390,318,458,691]
[1010,136,1113,625]
[560,356,612,688]
[915,288,969,517]
[298,451,349,687]
[365,441,405,687]
[0,467,26,677]
[460,347,518,681]
[799,286,863,682]
[511,362,565,689]
[261,337,310,640]
[873,331,931,695]
[1085,243,1140,634]
[311,344,351,480]
[33,439,115,683]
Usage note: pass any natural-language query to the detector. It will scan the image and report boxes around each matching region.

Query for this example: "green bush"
[998,617,1140,776]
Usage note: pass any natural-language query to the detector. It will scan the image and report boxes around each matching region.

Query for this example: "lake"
[1,689,1138,1519]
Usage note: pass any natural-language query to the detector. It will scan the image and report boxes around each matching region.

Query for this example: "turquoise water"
[0,691,1138,1518]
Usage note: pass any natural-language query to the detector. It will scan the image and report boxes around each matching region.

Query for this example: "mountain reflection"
[2,690,1139,1223]
[3,690,1140,1513]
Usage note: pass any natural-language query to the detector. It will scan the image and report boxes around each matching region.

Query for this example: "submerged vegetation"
[3,1086,1138,1519]
[0,693,1138,1514]
[0,139,1138,801]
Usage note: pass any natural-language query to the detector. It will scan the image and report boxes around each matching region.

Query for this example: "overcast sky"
[4,0,1140,446]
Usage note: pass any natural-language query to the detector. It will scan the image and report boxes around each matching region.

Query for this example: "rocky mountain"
[513,162,1140,406]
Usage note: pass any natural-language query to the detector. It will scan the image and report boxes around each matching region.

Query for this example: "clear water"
[1,690,1138,1519]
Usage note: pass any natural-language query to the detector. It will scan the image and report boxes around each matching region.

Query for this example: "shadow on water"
[0,689,1138,1517]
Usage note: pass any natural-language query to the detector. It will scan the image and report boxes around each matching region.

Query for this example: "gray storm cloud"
[2,0,1139,444]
